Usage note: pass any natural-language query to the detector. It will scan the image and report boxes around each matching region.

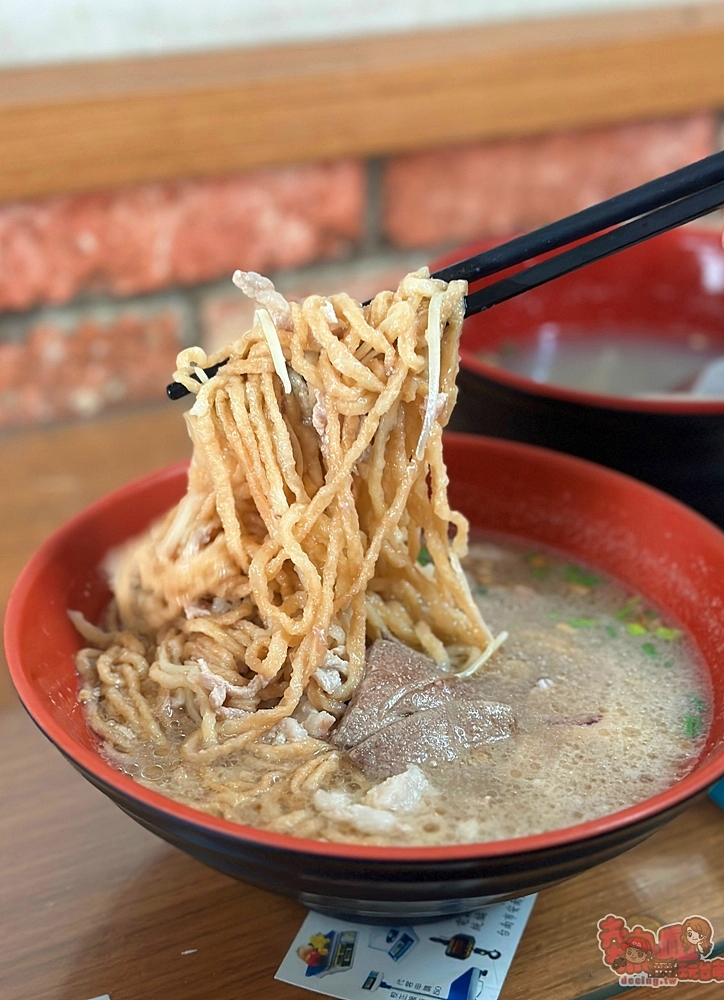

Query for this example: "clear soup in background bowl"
[480,325,724,399]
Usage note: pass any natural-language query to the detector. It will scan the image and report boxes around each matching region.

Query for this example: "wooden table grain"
[2,406,724,1000]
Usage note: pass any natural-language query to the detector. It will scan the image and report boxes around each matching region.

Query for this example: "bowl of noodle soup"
[6,270,724,921]
[9,435,724,919]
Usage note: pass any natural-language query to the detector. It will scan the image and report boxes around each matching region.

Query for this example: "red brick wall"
[0,113,719,429]
[383,117,715,248]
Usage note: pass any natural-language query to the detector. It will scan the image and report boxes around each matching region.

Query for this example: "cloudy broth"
[104,538,710,846]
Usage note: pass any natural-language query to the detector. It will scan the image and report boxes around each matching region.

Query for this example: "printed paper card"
[276,895,536,1000]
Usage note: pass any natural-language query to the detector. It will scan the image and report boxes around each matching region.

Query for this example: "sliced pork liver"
[331,639,514,779]
[349,700,514,780]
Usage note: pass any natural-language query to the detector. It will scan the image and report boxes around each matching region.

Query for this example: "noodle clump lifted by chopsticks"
[73,268,503,774]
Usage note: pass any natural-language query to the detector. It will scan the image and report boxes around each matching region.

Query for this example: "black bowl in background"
[440,228,724,526]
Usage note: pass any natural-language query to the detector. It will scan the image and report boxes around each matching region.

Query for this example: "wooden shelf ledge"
[1,2,724,202]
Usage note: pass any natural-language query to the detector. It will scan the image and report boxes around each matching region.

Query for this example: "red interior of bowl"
[435,227,724,413]
[6,464,187,753]
[6,435,724,860]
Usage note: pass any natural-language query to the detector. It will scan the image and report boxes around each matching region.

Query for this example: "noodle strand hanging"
[73,267,502,795]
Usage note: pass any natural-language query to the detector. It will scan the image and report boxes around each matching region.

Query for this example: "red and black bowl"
[6,434,724,921]
[442,228,724,528]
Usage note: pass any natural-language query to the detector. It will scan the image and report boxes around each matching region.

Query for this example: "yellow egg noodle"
[72,269,504,828]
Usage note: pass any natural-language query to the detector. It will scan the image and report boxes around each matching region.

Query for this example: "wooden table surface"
[3,405,724,1000]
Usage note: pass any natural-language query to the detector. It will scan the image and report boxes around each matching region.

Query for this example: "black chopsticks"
[167,360,227,400]
[466,173,724,316]
[434,149,724,285]
[167,150,724,400]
